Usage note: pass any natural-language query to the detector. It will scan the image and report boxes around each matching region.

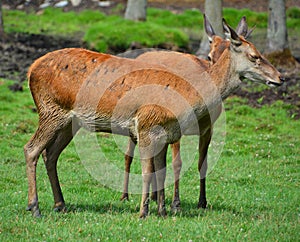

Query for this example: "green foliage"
[0,79,299,241]
[223,8,268,28]
[223,7,300,29]
[84,15,189,52]
[148,8,203,29]
[287,7,300,19]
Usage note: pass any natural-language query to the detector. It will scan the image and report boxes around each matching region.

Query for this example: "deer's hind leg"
[24,110,73,217]
[41,121,79,213]
[121,138,137,201]
[170,141,182,212]
[153,144,168,217]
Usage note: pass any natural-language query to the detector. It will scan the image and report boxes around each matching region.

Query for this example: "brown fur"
[120,47,224,207]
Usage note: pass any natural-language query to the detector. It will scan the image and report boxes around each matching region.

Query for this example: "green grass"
[3,8,107,35]
[3,6,300,52]
[1,5,300,240]
[0,79,299,241]
[84,15,189,52]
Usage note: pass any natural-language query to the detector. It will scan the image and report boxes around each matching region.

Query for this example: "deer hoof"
[53,203,66,213]
[158,207,167,217]
[151,192,157,202]
[139,211,148,219]
[32,209,42,218]
[26,203,42,218]
[197,199,207,209]
[120,193,129,201]
[171,201,181,213]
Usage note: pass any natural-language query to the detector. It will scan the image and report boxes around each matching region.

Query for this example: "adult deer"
[121,16,254,211]
[24,16,283,218]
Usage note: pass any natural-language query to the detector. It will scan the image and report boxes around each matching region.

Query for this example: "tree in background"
[125,0,147,21]
[0,0,5,39]
[266,0,296,67]
[197,0,223,58]
[267,0,288,52]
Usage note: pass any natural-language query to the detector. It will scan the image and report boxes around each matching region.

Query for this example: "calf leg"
[198,127,212,209]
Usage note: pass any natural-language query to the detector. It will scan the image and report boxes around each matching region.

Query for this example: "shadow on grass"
[66,201,140,215]
[31,194,270,219]
[60,199,263,218]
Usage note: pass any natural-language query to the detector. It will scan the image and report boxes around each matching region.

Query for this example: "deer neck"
[187,48,241,126]
[208,48,241,100]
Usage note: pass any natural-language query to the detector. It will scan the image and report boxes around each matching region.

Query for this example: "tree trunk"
[265,0,296,68]
[196,0,223,58]
[125,0,147,21]
[0,0,5,39]
[267,0,288,52]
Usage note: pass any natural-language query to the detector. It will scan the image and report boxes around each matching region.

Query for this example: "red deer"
[121,16,255,211]
[24,16,283,218]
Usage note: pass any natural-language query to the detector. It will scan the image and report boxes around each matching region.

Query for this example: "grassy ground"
[0,6,299,241]
[0,78,299,241]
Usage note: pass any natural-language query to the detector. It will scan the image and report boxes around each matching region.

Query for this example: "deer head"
[208,16,255,65]
[205,15,284,87]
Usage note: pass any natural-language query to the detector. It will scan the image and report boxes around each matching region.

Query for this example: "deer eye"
[249,54,259,62]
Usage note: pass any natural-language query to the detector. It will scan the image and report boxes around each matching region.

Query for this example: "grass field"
[1,5,300,241]
[0,78,299,241]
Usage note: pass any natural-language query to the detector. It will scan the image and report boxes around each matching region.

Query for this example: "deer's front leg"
[198,127,212,209]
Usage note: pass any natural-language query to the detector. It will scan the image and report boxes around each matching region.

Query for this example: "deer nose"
[280,76,285,83]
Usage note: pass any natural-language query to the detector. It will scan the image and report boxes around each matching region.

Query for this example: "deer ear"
[204,14,215,42]
[222,18,242,46]
[236,16,256,39]
[236,16,248,37]
[244,25,256,39]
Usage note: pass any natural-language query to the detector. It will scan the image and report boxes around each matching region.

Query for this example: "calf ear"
[236,16,248,37]
[236,16,256,39]
[222,18,242,46]
[245,25,256,39]
[204,14,215,42]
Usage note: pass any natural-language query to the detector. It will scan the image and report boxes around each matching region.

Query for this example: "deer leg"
[170,141,182,212]
[24,137,42,218]
[41,122,78,212]
[150,171,157,202]
[198,127,212,209]
[24,120,64,217]
[153,144,168,217]
[139,156,154,218]
[121,138,137,201]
